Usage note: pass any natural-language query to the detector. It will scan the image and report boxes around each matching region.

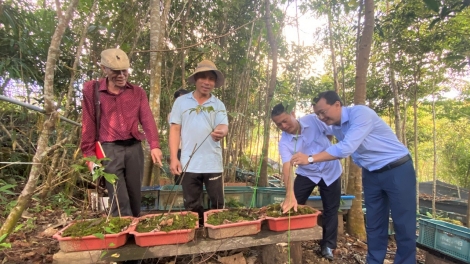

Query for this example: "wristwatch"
[308,155,314,164]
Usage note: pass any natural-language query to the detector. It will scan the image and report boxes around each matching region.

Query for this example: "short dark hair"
[313,90,343,106]
[271,103,287,117]
[174,88,189,99]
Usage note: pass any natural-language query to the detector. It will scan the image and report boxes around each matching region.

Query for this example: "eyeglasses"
[106,67,128,76]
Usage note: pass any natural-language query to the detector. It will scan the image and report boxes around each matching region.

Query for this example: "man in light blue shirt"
[169,60,228,226]
[291,91,416,264]
[271,103,342,261]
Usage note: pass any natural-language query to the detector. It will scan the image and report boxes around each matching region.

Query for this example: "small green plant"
[72,157,118,185]
[141,194,156,209]
[225,197,245,208]
[0,233,11,249]
[1,223,26,249]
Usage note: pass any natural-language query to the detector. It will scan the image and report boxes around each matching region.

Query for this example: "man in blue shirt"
[169,60,228,226]
[271,103,342,261]
[291,91,416,264]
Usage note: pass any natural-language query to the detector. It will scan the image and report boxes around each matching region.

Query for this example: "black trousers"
[294,174,341,249]
[181,172,224,226]
[101,142,143,217]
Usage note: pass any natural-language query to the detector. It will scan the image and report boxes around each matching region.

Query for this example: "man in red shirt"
[81,48,163,217]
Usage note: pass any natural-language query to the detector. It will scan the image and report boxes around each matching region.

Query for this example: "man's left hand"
[290,152,309,166]
[151,148,163,167]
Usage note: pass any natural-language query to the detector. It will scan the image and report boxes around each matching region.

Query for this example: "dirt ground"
[0,207,426,264]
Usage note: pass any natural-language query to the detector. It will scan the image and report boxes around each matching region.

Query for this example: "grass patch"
[136,213,198,233]
[266,203,317,217]
[206,208,263,225]
[62,217,131,237]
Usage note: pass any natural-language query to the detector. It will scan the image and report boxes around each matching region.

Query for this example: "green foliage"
[423,0,440,13]
[61,217,132,238]
[80,157,117,185]
[135,213,198,233]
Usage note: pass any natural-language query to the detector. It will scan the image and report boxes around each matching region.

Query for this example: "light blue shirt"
[325,105,410,171]
[279,114,342,186]
[170,92,228,173]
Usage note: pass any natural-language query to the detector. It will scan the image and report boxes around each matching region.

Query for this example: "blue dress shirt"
[325,105,410,171]
[278,114,342,186]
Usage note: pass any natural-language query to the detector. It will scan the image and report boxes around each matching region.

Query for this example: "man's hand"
[281,193,298,213]
[211,128,226,142]
[150,148,163,167]
[290,152,309,166]
[169,158,182,175]
[86,161,96,173]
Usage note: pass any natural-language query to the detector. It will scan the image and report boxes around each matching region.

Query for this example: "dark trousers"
[101,142,143,217]
[182,172,224,226]
[294,174,341,249]
[362,160,416,264]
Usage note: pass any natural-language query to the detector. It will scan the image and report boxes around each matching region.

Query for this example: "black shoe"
[321,246,334,261]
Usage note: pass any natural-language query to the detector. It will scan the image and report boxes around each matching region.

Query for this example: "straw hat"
[100,48,130,70]
[187,60,225,88]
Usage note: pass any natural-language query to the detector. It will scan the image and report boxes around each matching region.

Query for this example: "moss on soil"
[61,217,131,237]
[135,213,198,233]
[206,208,262,226]
[266,203,317,217]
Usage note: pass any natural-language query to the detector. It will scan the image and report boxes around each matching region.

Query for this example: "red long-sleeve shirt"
[80,78,160,157]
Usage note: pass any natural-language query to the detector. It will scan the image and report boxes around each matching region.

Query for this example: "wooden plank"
[260,241,302,264]
[53,226,321,263]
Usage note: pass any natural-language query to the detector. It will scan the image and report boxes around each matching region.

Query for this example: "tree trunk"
[64,0,98,117]
[346,159,365,240]
[260,0,278,187]
[432,92,437,217]
[389,52,402,142]
[0,0,79,238]
[413,80,420,209]
[180,0,192,88]
[327,1,339,93]
[346,0,374,239]
[143,0,171,186]
[353,0,374,104]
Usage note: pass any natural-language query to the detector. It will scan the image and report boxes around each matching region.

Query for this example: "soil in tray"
[136,213,198,232]
[61,217,132,237]
[265,203,317,217]
[206,208,265,225]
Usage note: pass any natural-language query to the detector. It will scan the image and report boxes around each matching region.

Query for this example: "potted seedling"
[264,203,321,232]
[53,158,136,252]
[204,207,265,239]
[129,211,199,247]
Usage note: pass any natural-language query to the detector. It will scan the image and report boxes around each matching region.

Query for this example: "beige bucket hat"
[100,48,130,70]
[187,60,225,88]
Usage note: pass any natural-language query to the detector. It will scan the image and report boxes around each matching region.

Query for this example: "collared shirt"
[325,105,409,171]
[170,92,228,173]
[81,78,160,157]
[278,114,342,186]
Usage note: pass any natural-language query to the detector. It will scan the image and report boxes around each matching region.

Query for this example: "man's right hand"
[281,193,298,213]
[169,158,182,175]
[86,161,96,173]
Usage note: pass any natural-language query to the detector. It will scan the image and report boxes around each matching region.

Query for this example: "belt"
[370,154,411,173]
[103,138,140,146]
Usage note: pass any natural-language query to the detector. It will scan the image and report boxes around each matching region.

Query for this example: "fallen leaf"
[40,227,58,237]
[218,252,246,264]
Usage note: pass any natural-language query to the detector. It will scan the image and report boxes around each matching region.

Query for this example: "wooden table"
[53,225,322,264]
